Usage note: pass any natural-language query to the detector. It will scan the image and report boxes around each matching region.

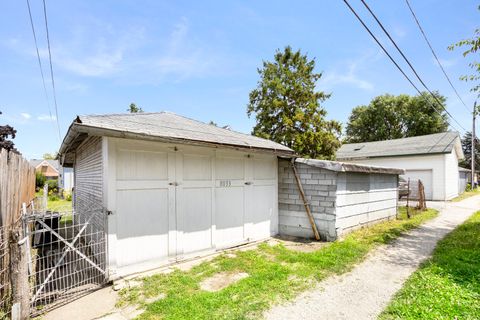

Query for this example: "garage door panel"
[402,170,433,200]
[215,186,245,247]
[180,187,213,254]
[253,158,276,180]
[116,189,170,267]
[246,185,275,240]
[183,154,212,181]
[117,149,168,181]
[216,157,245,180]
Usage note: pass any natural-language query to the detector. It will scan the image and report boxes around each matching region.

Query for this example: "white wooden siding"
[444,150,460,200]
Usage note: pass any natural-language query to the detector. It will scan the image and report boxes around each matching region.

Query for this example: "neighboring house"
[59,167,74,193]
[30,159,75,192]
[337,132,464,201]
[30,159,59,180]
[58,112,403,279]
[458,167,470,193]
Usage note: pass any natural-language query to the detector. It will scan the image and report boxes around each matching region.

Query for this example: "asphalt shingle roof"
[68,111,293,154]
[336,132,461,160]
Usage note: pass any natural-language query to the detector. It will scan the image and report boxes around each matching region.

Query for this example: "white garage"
[337,132,464,201]
[58,112,293,278]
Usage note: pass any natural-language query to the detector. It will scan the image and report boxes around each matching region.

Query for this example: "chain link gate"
[23,206,107,317]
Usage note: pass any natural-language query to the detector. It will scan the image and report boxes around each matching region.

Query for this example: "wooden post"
[406,178,411,218]
[9,222,29,319]
[291,159,321,241]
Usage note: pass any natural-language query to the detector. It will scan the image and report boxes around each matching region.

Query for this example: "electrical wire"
[404,0,470,114]
[42,0,61,140]
[26,0,53,120]
[342,0,464,133]
[359,0,467,132]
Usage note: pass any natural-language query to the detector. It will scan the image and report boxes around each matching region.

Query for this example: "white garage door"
[402,169,433,200]
[112,141,277,269]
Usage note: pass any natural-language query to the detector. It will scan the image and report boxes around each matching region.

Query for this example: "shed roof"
[336,132,463,160]
[59,112,294,165]
[296,158,405,175]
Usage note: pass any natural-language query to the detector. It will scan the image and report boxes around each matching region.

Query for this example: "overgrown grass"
[117,207,438,320]
[451,188,480,202]
[380,211,480,320]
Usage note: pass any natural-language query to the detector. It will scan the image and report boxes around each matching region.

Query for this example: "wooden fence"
[0,149,36,226]
[0,149,35,319]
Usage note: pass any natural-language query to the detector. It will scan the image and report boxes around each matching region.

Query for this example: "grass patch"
[380,211,480,320]
[451,188,480,202]
[118,207,438,320]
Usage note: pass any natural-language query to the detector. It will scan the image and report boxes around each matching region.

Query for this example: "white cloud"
[20,112,31,119]
[321,61,374,91]
[37,114,56,121]
[434,58,457,68]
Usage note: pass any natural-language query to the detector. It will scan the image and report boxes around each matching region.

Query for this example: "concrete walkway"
[265,195,480,320]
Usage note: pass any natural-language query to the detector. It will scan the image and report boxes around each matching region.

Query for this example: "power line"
[342,0,464,133]
[404,0,470,114]
[359,0,466,132]
[42,0,61,140]
[26,0,52,120]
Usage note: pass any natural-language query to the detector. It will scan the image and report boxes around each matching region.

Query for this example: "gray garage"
[278,158,404,241]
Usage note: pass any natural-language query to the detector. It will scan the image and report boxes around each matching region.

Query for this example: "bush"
[48,194,60,201]
[35,171,46,188]
[46,179,58,193]
[466,183,472,192]
[65,193,72,201]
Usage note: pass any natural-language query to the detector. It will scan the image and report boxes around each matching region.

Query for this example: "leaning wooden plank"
[290,159,321,241]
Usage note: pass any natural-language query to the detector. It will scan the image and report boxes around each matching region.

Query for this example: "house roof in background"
[59,112,294,165]
[336,132,463,160]
[29,159,60,172]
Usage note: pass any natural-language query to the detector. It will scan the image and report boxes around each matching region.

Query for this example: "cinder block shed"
[278,158,405,241]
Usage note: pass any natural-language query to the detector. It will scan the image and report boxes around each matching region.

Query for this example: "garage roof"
[296,158,405,175]
[59,112,294,165]
[336,132,463,160]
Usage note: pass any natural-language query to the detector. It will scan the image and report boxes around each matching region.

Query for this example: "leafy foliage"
[42,152,57,160]
[0,111,17,153]
[35,171,46,188]
[128,103,144,113]
[449,7,480,95]
[345,92,449,143]
[46,179,58,193]
[247,46,341,159]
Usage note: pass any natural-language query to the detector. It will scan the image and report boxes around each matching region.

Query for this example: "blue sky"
[0,0,478,159]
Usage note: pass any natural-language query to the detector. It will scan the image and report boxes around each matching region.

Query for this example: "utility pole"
[472,101,477,189]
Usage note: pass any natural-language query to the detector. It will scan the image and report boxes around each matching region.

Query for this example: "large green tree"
[0,111,17,153]
[247,46,341,159]
[345,92,449,143]
[459,131,480,168]
[449,6,480,95]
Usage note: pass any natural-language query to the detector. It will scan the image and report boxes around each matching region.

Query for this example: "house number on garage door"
[220,180,232,187]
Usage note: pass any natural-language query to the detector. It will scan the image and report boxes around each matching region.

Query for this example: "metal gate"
[23,206,107,316]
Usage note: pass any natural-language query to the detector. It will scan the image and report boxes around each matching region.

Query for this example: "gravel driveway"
[264,196,480,320]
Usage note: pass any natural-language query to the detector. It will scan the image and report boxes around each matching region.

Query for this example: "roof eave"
[59,123,296,164]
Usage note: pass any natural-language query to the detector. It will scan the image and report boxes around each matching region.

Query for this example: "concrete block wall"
[278,159,338,240]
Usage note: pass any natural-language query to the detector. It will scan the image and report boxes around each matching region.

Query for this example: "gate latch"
[244,181,253,185]
[169,182,179,186]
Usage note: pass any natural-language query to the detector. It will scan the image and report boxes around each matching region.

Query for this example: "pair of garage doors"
[113,141,278,269]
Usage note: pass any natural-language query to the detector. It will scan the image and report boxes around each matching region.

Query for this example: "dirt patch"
[200,272,249,292]
[269,236,327,253]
